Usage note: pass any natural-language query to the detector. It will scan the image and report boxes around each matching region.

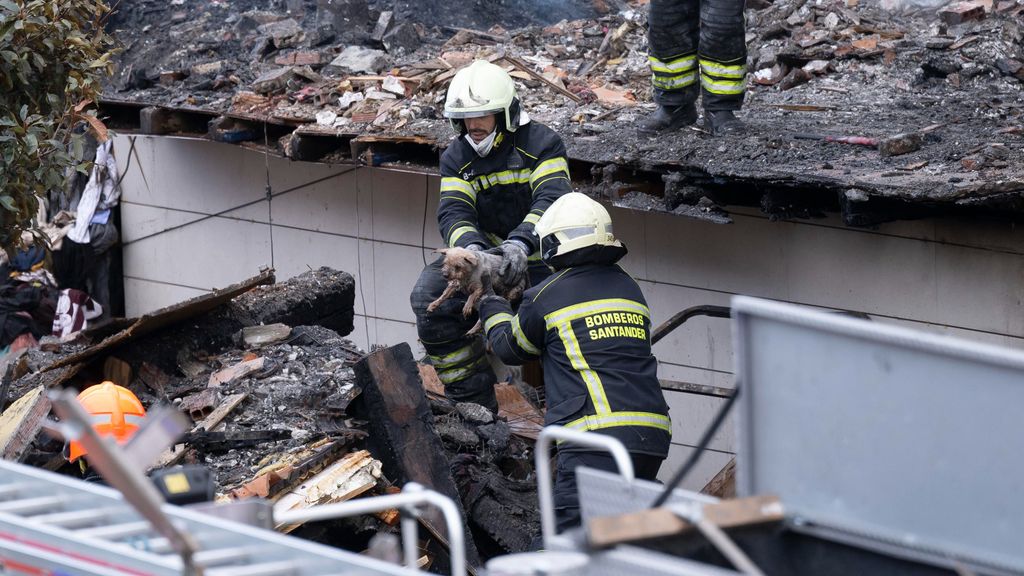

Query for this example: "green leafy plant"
[0,0,115,249]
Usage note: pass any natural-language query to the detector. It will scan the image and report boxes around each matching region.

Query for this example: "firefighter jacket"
[479,264,672,457]
[438,122,572,255]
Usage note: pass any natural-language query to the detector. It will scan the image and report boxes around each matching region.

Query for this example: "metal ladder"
[0,457,440,576]
[0,388,467,576]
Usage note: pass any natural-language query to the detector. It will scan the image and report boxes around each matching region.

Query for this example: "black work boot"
[638,103,698,135]
[705,110,745,136]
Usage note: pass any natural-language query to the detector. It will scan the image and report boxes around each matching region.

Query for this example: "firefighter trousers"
[648,0,747,111]
[554,450,664,533]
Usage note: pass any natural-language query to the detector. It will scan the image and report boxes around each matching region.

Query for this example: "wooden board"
[495,383,544,441]
[48,269,275,371]
[274,450,382,533]
[152,392,248,469]
[0,386,50,461]
[354,343,481,568]
[587,494,784,549]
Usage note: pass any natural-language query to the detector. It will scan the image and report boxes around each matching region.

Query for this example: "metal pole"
[670,502,766,576]
[535,426,635,548]
[48,389,200,574]
[274,484,466,576]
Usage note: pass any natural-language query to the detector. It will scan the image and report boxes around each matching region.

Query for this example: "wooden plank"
[48,269,275,371]
[274,450,382,533]
[587,494,784,549]
[152,392,248,469]
[495,383,544,441]
[208,357,264,388]
[702,458,737,498]
[354,343,481,568]
[500,55,583,103]
[0,386,51,462]
[659,378,734,399]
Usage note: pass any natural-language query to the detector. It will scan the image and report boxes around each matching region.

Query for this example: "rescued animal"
[426,247,527,332]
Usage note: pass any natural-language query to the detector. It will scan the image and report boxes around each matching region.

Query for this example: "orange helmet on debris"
[67,382,146,463]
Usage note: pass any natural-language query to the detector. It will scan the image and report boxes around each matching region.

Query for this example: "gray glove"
[465,243,484,251]
[493,240,529,287]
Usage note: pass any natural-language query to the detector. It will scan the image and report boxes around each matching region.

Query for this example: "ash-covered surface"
[102,0,1024,220]
[430,398,540,556]
[167,324,367,491]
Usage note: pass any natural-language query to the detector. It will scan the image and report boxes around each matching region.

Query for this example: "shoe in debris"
[637,104,698,135]
[705,110,745,136]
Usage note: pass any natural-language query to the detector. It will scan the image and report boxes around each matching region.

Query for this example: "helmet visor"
[444,108,504,119]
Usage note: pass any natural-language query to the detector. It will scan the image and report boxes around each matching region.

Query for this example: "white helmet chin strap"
[464,130,498,157]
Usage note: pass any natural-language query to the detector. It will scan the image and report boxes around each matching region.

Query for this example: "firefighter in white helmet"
[410,60,572,413]
[476,192,672,534]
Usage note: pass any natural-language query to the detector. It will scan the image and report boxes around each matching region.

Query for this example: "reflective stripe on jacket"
[438,122,572,253]
[479,264,672,457]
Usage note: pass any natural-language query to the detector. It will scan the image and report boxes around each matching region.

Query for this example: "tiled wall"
[114,134,1024,490]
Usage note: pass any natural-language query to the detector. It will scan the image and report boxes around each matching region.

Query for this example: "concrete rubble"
[102,0,1024,225]
[0,267,544,566]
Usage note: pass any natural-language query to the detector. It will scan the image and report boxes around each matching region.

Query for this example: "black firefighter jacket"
[438,122,572,254]
[479,264,672,457]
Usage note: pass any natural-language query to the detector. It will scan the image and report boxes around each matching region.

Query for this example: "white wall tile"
[123,277,207,317]
[658,443,734,492]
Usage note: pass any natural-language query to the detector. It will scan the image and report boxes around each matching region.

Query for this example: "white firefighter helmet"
[444,60,520,133]
[535,192,622,262]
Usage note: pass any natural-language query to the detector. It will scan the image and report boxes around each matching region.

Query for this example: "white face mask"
[464,129,498,157]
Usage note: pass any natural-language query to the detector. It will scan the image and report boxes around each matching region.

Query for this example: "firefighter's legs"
[648,0,701,108]
[553,451,664,532]
[411,258,498,414]
[640,0,700,134]
[698,0,747,112]
[643,0,746,135]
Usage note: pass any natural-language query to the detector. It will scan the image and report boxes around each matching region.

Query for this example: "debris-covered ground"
[0,267,541,567]
[102,0,1024,223]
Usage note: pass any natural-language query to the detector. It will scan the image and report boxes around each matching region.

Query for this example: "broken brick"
[938,1,986,24]
[252,67,294,94]
[274,51,323,67]
[780,68,813,90]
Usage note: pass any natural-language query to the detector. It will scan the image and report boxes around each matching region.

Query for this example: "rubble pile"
[104,0,1024,222]
[0,267,542,565]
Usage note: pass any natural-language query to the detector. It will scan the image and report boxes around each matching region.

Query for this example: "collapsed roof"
[100,0,1024,226]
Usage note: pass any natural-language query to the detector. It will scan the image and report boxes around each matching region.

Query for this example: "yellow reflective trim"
[533,268,572,302]
[441,195,477,211]
[530,157,570,190]
[699,59,746,79]
[532,174,571,193]
[435,361,486,384]
[524,212,542,225]
[700,76,745,95]
[512,316,541,355]
[649,54,697,73]
[557,323,611,414]
[652,72,697,90]
[566,411,672,433]
[441,177,477,202]
[516,147,539,160]
[428,345,477,369]
[474,169,532,191]
[485,312,513,333]
[448,225,478,246]
[543,298,650,329]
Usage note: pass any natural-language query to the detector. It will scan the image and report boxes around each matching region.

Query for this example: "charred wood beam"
[351,135,439,171]
[283,129,355,162]
[140,106,217,136]
[352,342,482,568]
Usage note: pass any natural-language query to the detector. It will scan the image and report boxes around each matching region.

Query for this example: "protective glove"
[465,243,484,251]
[492,240,530,287]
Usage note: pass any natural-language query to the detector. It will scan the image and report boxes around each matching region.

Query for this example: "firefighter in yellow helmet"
[476,192,671,533]
[66,381,146,478]
[410,60,572,413]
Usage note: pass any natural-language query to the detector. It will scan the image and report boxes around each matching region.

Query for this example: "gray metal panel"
[731,296,1024,574]
[576,467,717,524]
